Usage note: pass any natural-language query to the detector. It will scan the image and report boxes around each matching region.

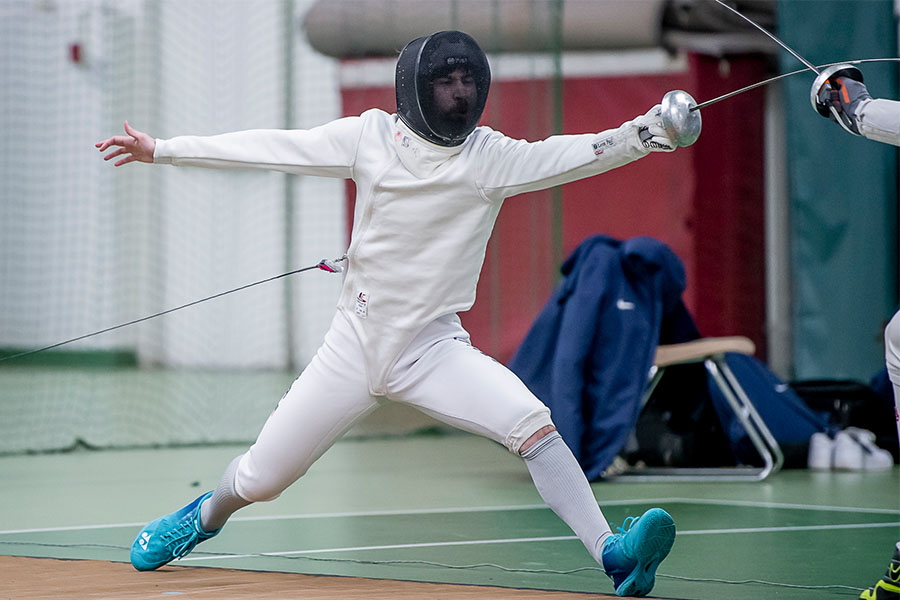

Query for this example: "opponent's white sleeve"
[153,115,365,178]
[856,98,900,147]
[474,117,650,201]
[885,311,900,441]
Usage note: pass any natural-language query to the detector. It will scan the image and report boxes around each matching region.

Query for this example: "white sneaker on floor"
[846,428,894,471]
[808,432,834,470]
[833,430,865,471]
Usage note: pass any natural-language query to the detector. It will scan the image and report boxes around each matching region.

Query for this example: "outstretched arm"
[476,103,677,201]
[97,115,365,178]
[814,75,900,147]
[95,121,156,166]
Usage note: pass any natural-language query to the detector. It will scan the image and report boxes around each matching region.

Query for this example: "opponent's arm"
[97,116,364,178]
[476,104,676,201]
[814,76,900,147]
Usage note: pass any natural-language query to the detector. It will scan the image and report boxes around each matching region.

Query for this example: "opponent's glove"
[816,76,871,134]
[634,105,675,152]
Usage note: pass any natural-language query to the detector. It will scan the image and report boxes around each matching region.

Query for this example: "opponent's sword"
[704,0,861,134]
[691,57,895,113]
[712,0,819,74]
[661,0,868,145]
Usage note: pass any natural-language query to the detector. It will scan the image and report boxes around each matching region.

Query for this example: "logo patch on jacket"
[616,298,635,310]
[355,291,369,318]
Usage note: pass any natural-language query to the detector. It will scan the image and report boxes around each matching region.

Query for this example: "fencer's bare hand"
[95,121,156,166]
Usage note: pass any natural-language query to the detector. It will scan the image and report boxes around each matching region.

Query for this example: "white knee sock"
[521,432,613,565]
[199,455,252,532]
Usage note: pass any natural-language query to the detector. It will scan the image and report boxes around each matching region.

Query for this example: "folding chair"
[618,336,784,482]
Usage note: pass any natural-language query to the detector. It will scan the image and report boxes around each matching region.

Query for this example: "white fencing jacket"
[154,109,654,394]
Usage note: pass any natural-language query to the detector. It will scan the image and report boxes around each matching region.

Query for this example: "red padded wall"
[688,54,768,353]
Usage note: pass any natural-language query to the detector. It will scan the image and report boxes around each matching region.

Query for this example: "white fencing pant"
[885,310,900,442]
[235,311,553,502]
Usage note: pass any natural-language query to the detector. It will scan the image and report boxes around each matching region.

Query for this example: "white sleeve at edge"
[857,98,900,147]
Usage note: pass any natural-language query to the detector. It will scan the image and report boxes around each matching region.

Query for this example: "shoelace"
[617,515,639,536]
[160,514,201,559]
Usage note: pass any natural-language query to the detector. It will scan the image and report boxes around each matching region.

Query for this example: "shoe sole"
[616,508,676,597]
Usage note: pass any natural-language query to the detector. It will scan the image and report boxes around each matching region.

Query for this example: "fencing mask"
[395,30,491,147]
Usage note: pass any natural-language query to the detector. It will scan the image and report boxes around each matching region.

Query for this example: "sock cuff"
[521,431,563,460]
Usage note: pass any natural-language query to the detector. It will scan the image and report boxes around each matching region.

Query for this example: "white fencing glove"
[633,104,675,152]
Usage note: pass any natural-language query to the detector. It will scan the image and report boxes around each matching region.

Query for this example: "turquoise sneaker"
[601,508,675,597]
[130,491,220,571]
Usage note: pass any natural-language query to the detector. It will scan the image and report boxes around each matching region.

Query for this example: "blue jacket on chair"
[508,235,699,480]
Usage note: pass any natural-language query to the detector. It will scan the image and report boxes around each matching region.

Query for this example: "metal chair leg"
[617,348,783,482]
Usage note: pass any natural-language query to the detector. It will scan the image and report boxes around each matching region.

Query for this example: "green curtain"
[778,0,898,380]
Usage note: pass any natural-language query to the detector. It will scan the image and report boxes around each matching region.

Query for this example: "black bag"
[790,379,899,463]
[627,362,736,468]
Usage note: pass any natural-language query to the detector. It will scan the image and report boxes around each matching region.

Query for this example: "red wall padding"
[688,54,768,355]
[340,52,767,363]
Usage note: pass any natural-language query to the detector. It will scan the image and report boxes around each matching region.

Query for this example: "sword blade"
[690,67,808,111]
[713,0,820,74]
[689,58,900,112]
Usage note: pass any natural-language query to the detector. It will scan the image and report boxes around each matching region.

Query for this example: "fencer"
[97,30,682,597]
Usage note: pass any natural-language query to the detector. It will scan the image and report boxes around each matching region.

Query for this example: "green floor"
[1,432,898,599]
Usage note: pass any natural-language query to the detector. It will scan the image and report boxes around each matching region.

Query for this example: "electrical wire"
[0,256,346,364]
[0,538,866,592]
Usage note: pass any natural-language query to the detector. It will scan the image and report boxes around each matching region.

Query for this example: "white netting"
[0,0,347,452]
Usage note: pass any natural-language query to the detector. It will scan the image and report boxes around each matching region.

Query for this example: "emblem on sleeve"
[592,137,615,156]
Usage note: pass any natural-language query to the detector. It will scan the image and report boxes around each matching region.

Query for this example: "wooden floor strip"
[1,555,613,599]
